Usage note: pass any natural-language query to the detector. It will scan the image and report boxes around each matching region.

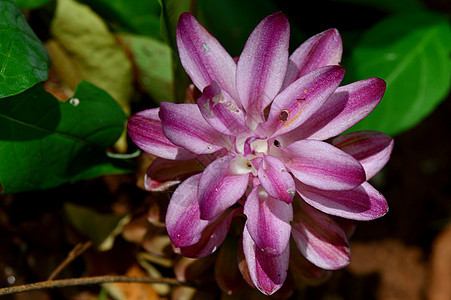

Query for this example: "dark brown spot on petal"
[278,110,289,122]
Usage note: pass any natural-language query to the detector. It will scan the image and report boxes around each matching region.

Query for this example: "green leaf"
[0,0,50,98]
[0,81,134,194]
[49,0,133,116]
[118,34,174,103]
[77,0,162,39]
[64,202,131,251]
[346,11,451,136]
[13,0,51,9]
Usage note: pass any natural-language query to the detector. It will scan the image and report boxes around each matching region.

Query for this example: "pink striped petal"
[159,102,229,154]
[197,81,248,136]
[127,108,195,160]
[279,139,366,190]
[308,78,386,140]
[257,155,296,203]
[296,180,388,220]
[165,174,208,248]
[292,201,350,270]
[264,65,345,138]
[194,148,228,167]
[179,208,238,258]
[277,78,386,144]
[283,28,342,89]
[144,158,203,192]
[242,226,289,295]
[276,90,347,145]
[236,12,290,126]
[198,156,249,220]
[244,186,293,256]
[176,13,238,99]
[332,131,394,180]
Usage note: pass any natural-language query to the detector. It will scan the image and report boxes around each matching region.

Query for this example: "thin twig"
[47,241,93,281]
[0,275,186,296]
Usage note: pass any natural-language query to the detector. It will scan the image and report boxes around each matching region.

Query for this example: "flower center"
[250,139,268,154]
[229,135,271,176]
[229,155,256,176]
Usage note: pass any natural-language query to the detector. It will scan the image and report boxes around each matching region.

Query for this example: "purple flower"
[127,12,393,295]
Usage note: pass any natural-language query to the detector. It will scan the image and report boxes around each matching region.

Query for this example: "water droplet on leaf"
[69,98,80,107]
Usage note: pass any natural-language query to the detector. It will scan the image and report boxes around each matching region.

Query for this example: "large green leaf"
[77,0,162,39]
[13,0,51,9]
[0,0,50,98]
[118,34,174,103]
[346,11,451,135]
[0,81,133,194]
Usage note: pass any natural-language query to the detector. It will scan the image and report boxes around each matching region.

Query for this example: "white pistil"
[251,139,268,154]
[229,156,255,175]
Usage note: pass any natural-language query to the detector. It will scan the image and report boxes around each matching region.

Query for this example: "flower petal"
[242,225,289,295]
[159,102,229,154]
[332,131,394,180]
[127,108,195,160]
[283,28,342,88]
[278,139,366,190]
[276,89,348,145]
[296,180,388,220]
[307,77,386,140]
[176,13,238,99]
[165,174,208,248]
[197,81,248,136]
[198,156,249,220]
[144,158,203,192]
[244,186,293,256]
[257,155,296,203]
[236,12,290,126]
[292,201,350,270]
[264,65,345,137]
[179,208,238,258]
